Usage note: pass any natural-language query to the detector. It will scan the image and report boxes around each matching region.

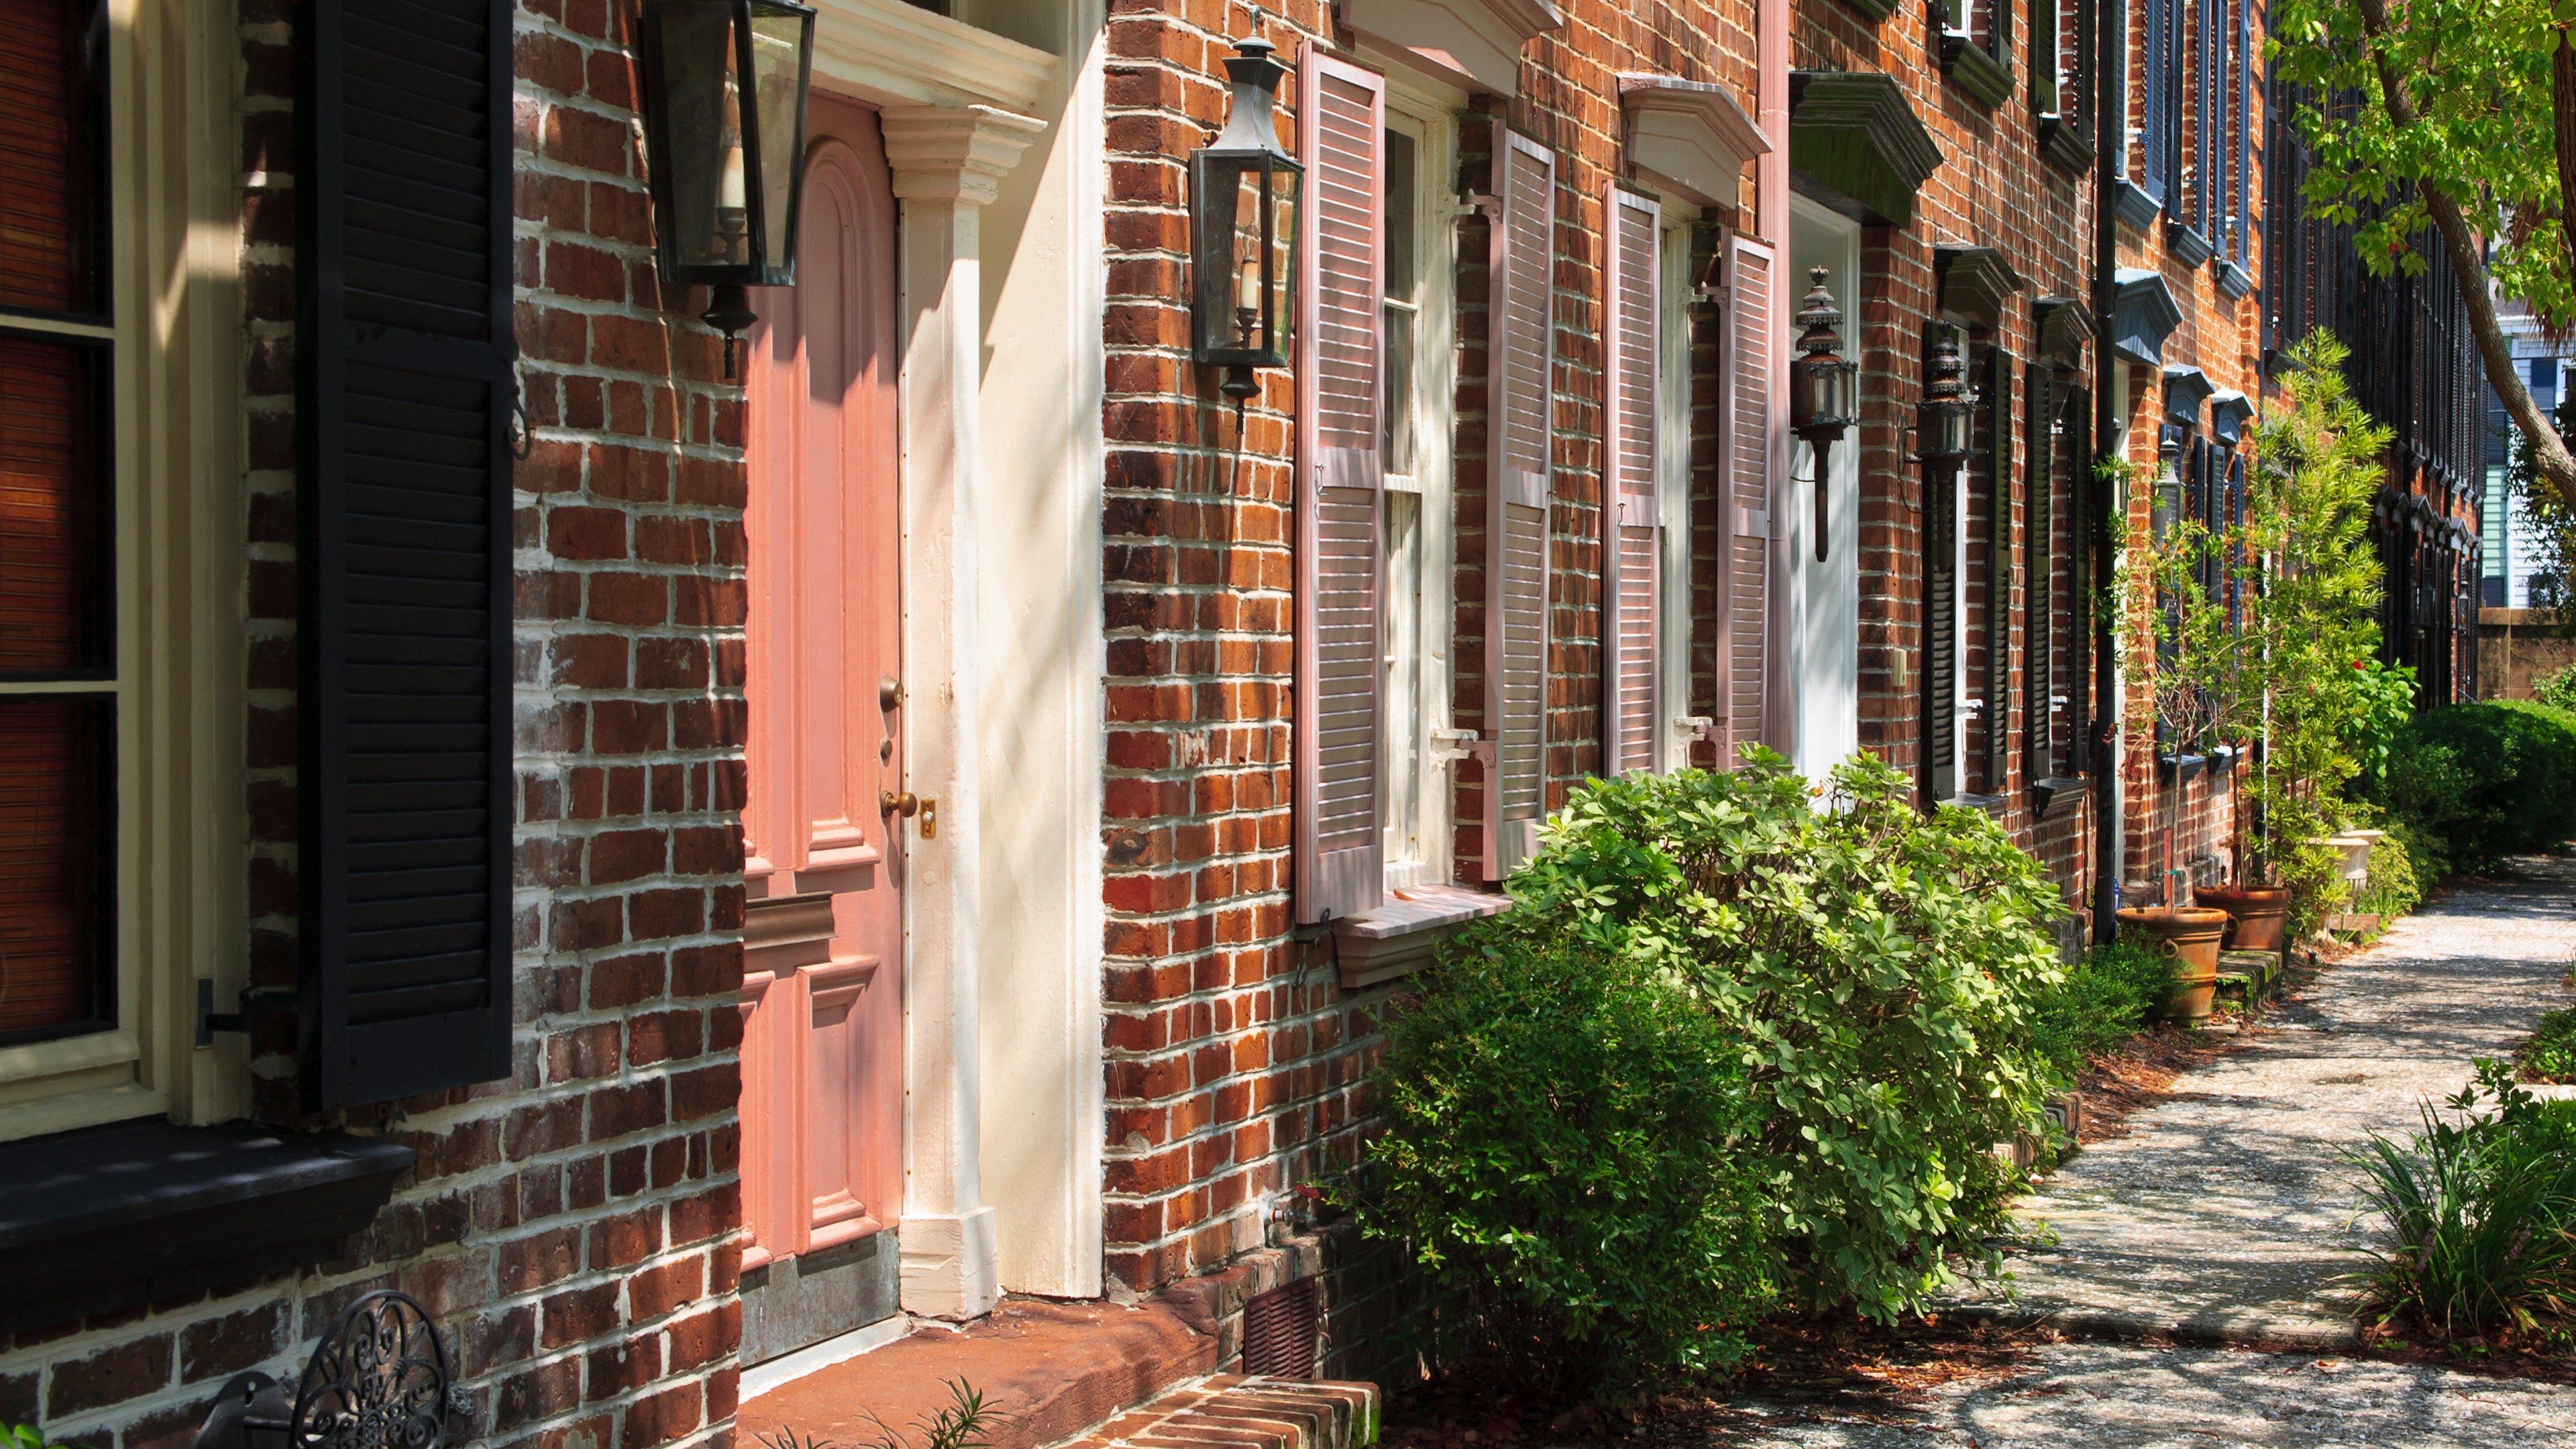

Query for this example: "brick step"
[741,1299,1219,1449]
[1062,1375,1379,1449]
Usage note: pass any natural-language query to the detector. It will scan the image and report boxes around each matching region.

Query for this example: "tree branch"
[2353,0,2576,514]
[2555,29,2576,284]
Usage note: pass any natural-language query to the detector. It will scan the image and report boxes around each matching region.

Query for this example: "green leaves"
[1351,753,2067,1381]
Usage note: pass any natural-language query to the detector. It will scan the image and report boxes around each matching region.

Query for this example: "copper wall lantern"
[1190,34,1303,405]
[1789,268,1860,561]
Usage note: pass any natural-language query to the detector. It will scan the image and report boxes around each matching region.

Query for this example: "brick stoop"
[1063,1375,1379,1449]
[741,1299,1218,1449]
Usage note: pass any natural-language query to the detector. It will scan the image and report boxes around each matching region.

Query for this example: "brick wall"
[1792,0,2099,902]
[2,7,752,1449]
[1097,0,1762,1295]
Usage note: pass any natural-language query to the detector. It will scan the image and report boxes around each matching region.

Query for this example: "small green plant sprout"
[7,1426,65,1449]
[755,1430,840,1449]
[863,1379,1005,1449]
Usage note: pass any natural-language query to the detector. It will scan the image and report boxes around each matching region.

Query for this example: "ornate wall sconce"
[1915,325,1975,466]
[1189,34,1303,407]
[638,0,818,378]
[1789,267,1860,561]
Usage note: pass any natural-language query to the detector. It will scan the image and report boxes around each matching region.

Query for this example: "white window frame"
[0,0,244,1142]
[1651,210,1697,771]
[1375,77,1461,893]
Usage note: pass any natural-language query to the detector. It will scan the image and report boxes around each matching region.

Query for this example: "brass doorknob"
[879,790,920,817]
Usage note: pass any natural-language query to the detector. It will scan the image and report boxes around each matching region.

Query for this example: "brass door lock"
[879,790,920,817]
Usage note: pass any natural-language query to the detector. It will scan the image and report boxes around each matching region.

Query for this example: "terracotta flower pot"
[2116,906,2231,1021]
[2196,883,2292,953]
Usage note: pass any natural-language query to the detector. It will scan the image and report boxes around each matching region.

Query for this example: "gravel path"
[1945,856,2576,1346]
[1703,860,2576,1445]
[1705,1340,2576,1446]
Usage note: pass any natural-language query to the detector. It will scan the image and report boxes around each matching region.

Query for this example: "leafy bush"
[2520,1007,2576,1083]
[2354,818,2429,922]
[1358,932,1780,1385]
[2026,943,2180,1085]
[2538,663,2576,715]
[2342,659,2419,800]
[2379,702,2576,869]
[2351,1063,2576,1342]
[1356,750,2062,1367]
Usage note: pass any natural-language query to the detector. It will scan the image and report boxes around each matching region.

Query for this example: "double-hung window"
[1376,94,1460,894]
[1,0,246,1138]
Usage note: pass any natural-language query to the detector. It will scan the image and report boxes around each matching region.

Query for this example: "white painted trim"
[1618,74,1770,213]
[0,0,246,1140]
[739,1313,914,1400]
[1340,0,1561,97]
[809,0,1058,113]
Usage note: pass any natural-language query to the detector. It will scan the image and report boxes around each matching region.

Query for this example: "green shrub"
[1357,932,1780,1385]
[2536,663,2576,714]
[2380,702,2576,870]
[1362,750,2061,1342]
[2355,818,2428,921]
[2520,1007,2576,1083]
[2351,1063,2576,1342]
[2027,943,2181,1085]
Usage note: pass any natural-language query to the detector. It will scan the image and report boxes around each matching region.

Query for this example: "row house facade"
[0,1,2484,1448]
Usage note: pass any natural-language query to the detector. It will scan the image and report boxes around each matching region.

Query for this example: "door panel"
[740,99,904,1267]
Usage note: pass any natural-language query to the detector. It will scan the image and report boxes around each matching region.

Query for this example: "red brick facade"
[4,5,748,1449]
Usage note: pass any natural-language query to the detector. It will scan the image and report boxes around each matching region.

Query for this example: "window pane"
[0,696,111,1040]
[1380,128,1417,474]
[1381,490,1421,867]
[0,0,106,315]
[0,333,110,672]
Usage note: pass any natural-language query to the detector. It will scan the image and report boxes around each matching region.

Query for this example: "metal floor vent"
[1240,1277,1322,1378]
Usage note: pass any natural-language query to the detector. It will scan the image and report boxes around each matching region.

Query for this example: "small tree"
[2245,335,2393,928]
[2119,444,2268,906]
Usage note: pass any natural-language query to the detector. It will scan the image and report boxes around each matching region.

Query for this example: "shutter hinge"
[1463,194,1502,223]
[1429,727,1481,763]
[197,979,296,1048]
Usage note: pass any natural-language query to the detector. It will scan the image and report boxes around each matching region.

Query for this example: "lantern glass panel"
[1822,360,1858,429]
[648,0,747,274]
[1193,154,1297,366]
[746,2,814,280]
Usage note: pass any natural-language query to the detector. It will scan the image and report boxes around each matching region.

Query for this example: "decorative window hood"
[2162,364,2214,426]
[1934,243,2025,335]
[1787,71,1942,228]
[1617,74,1770,212]
[2033,294,2094,372]
[2210,390,2254,444]
[2109,267,2182,368]
[1341,0,1564,97]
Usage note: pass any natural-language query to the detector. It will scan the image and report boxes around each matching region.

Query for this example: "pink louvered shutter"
[1723,235,1775,765]
[1484,123,1554,879]
[1292,50,1385,924]
[1601,186,1661,774]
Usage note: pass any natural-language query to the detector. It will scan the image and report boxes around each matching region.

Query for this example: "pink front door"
[739,101,905,1270]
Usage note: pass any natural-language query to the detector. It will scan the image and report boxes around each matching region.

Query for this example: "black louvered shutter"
[296,0,515,1110]
[2024,364,2053,784]
[1984,347,2012,793]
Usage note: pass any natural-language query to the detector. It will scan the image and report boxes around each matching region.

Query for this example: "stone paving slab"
[1941,859,2576,1348]
[1708,1340,2576,1446]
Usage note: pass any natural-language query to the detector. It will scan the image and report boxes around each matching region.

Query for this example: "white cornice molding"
[1617,73,1770,211]
[1340,0,1563,97]
[881,105,1049,208]
[810,0,1058,113]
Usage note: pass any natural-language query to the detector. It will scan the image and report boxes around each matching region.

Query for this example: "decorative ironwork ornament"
[192,1291,453,1449]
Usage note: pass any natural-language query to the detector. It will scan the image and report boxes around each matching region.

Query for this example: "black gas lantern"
[1191,33,1303,406]
[638,0,818,378]
[1788,267,1859,561]
[2152,427,2185,540]
[1915,325,1975,465]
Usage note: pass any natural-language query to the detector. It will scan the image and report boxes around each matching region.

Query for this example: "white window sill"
[1332,883,1511,988]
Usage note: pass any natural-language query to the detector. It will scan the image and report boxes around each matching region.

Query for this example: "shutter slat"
[1483,124,1554,878]
[1291,50,1384,924]
[1600,187,1660,773]
[299,0,515,1110]
[1725,237,1774,766]
[2025,365,2056,784]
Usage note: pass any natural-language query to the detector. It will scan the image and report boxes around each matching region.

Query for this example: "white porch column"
[881,102,1043,1322]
